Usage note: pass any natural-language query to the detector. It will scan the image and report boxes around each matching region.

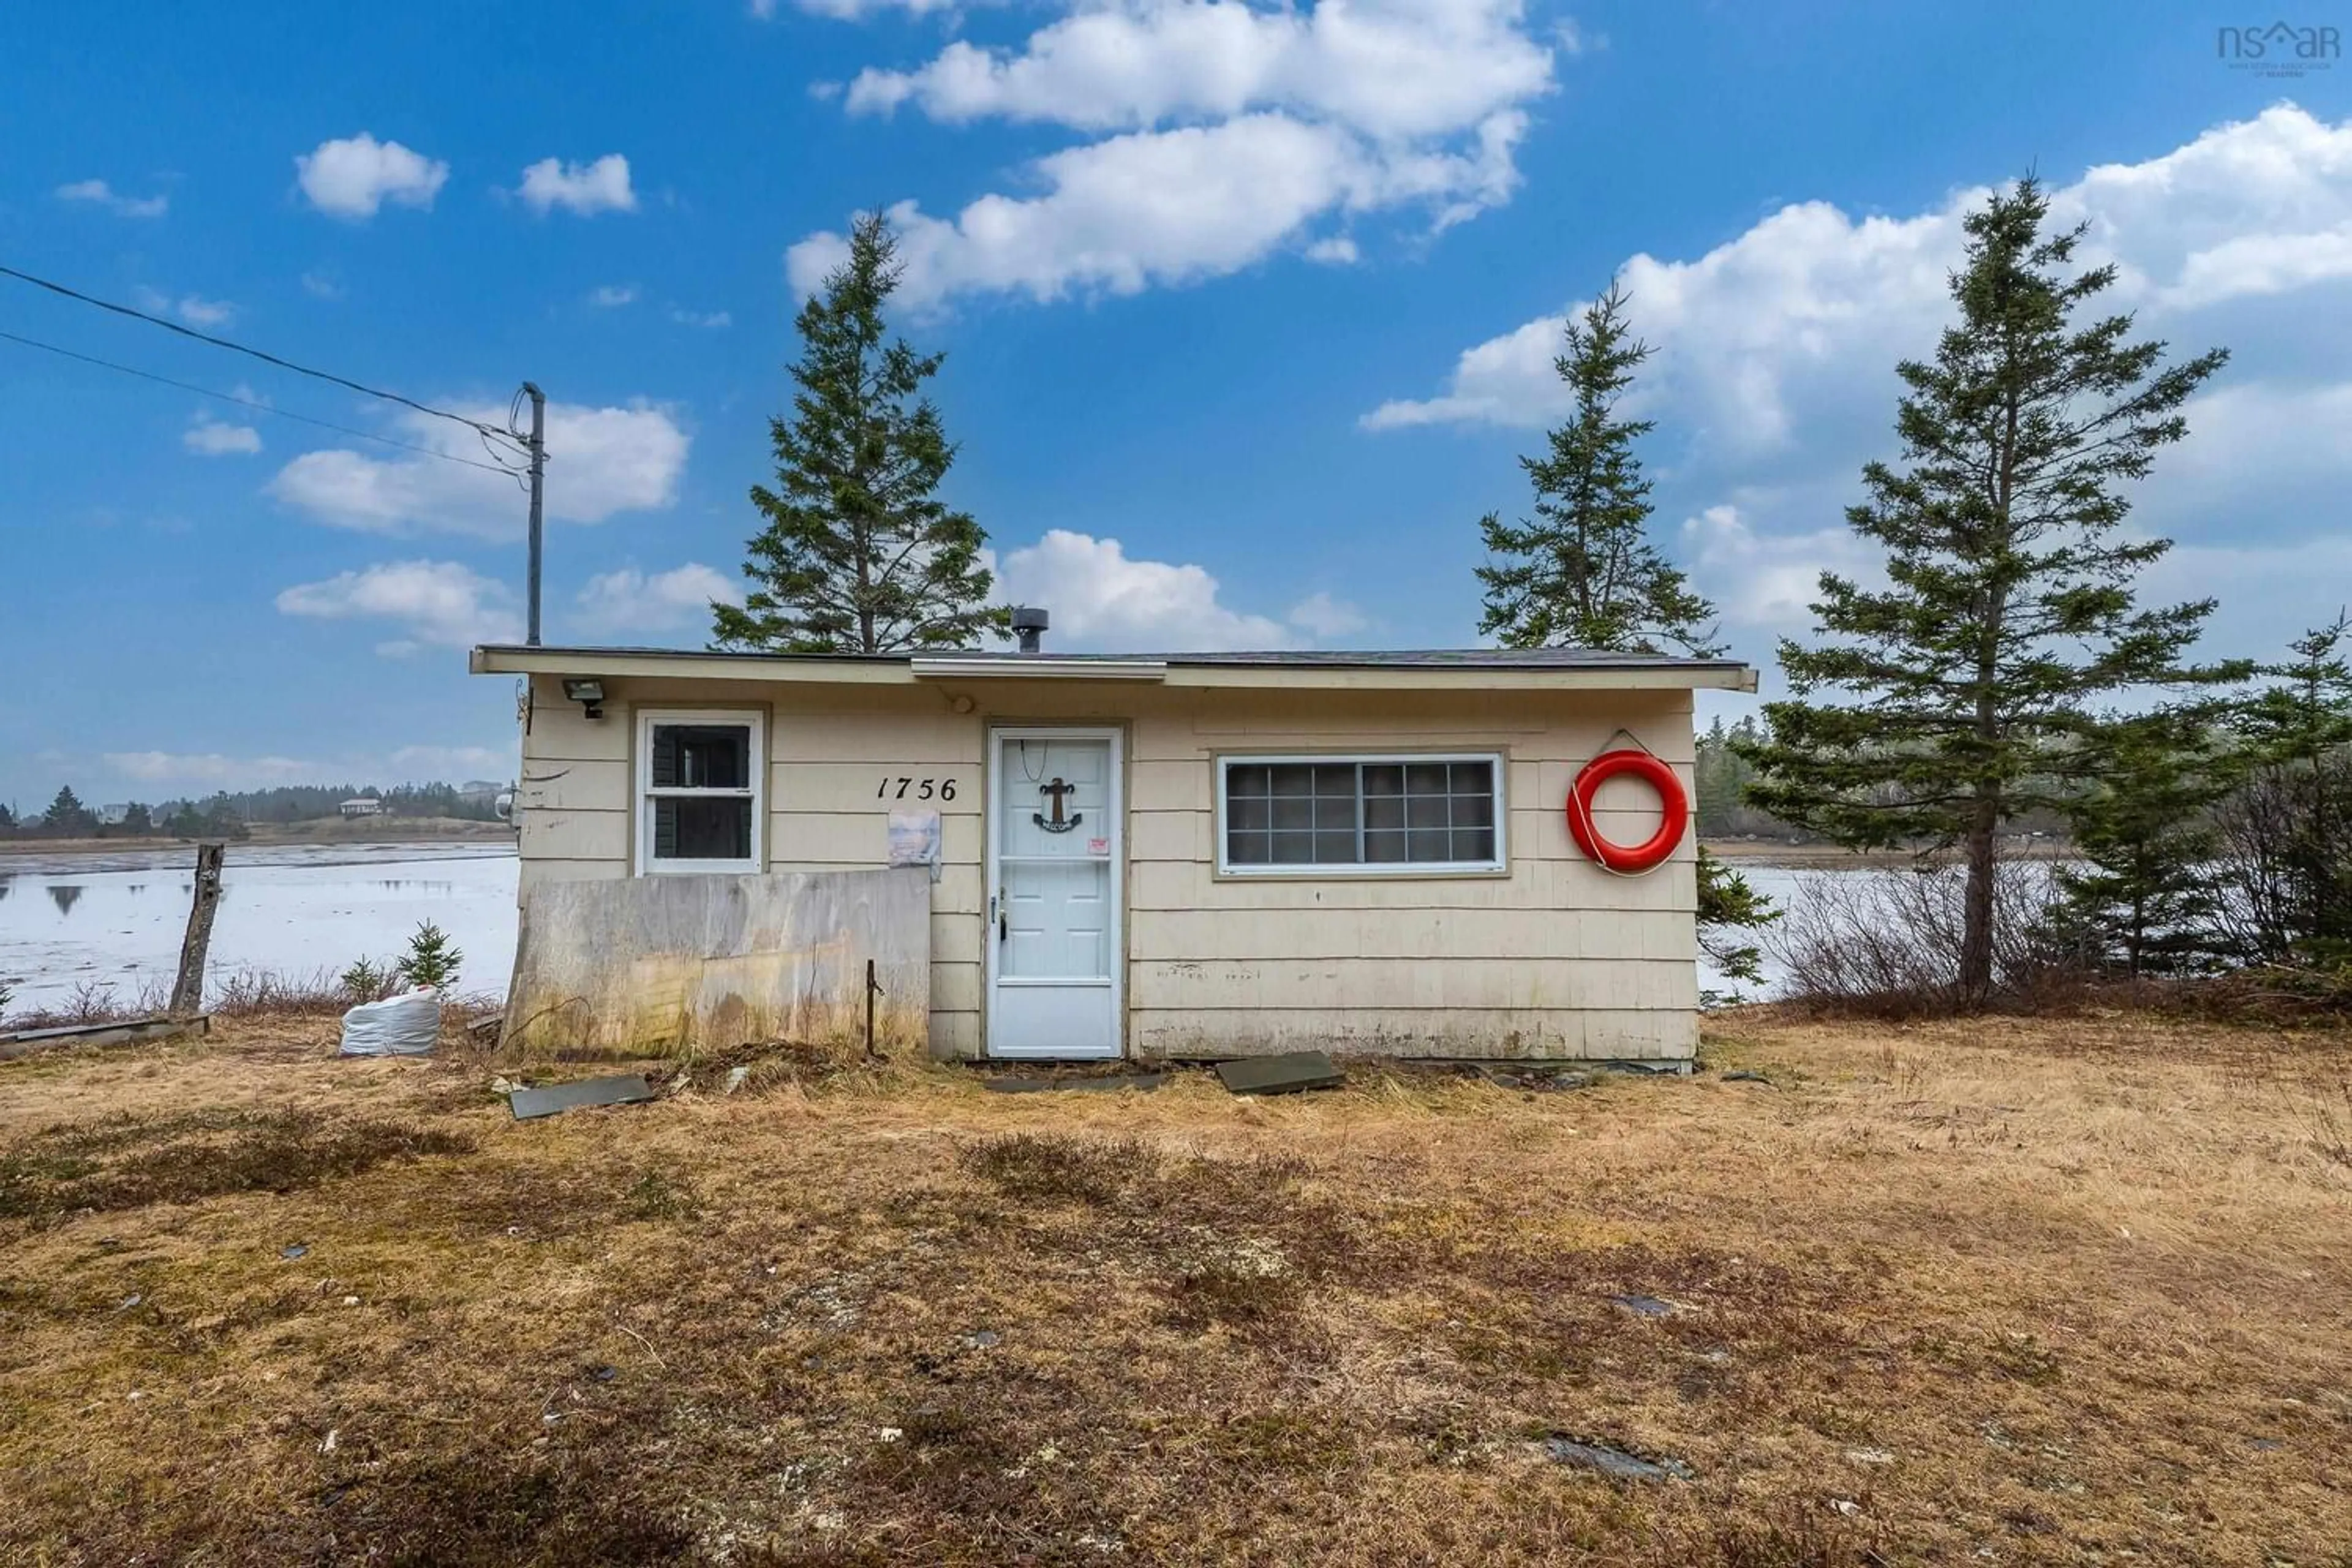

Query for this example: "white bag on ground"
[339,988,441,1057]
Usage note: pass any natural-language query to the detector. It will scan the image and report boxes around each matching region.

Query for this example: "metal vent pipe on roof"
[1011,606,1049,654]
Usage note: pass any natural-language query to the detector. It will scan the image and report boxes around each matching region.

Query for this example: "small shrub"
[340,956,396,1002]
[398,921,464,992]
[622,1165,699,1221]
[1767,856,2070,1016]
[959,1133,1161,1204]
[1164,1257,1303,1330]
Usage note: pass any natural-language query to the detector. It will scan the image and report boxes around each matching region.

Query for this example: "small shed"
[470,643,1755,1065]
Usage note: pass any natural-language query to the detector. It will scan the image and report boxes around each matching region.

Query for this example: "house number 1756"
[876,777,957,801]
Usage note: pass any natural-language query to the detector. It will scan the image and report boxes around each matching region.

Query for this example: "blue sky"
[4,2,2350,807]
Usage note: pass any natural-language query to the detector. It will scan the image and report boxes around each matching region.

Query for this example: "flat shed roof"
[471,643,1757,693]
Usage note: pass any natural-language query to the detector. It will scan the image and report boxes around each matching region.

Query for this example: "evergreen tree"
[2218,612,2352,963]
[0,802,16,832]
[121,802,154,835]
[398,921,464,991]
[1697,846,1779,1001]
[1736,177,2239,1005]
[1476,281,1720,656]
[2046,708,2234,976]
[714,213,1001,654]
[42,785,98,836]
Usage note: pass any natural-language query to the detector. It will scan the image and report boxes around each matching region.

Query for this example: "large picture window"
[636,710,763,874]
[1218,753,1506,875]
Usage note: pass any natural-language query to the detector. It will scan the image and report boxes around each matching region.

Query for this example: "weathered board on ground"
[503,867,930,1057]
[0,1014,210,1061]
[510,1074,657,1121]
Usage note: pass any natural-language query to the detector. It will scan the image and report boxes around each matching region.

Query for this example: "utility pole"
[522,382,547,646]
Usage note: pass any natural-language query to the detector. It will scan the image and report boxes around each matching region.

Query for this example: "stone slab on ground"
[1215,1052,1344,1095]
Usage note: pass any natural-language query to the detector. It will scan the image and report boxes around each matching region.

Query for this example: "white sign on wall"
[887,809,943,881]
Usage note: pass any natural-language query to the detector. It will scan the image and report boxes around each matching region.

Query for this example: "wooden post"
[169,842,225,1019]
[865,957,881,1061]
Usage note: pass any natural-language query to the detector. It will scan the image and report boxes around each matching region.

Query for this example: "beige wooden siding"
[511,673,1700,1062]
[1122,688,1696,1060]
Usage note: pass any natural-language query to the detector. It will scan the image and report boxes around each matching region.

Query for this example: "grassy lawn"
[2,1012,2348,1565]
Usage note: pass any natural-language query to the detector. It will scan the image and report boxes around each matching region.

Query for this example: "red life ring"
[1566,748,1688,875]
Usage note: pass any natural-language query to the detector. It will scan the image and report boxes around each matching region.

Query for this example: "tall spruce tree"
[1474,282,1763,986]
[1735,177,2238,1005]
[42,785,97,836]
[1476,281,1721,656]
[714,213,1001,654]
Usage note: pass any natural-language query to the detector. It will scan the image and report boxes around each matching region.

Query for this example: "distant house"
[339,797,385,819]
[97,803,132,826]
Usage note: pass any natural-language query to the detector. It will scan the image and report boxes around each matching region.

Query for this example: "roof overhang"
[471,645,1758,694]
[908,655,1167,681]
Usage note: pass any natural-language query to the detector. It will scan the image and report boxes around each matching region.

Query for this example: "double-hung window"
[1218,753,1506,875]
[635,710,764,874]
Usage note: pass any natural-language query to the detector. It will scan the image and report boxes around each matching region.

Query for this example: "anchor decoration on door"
[1033,776,1083,834]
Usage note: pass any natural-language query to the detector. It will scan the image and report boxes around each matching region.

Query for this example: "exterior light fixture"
[562,677,606,719]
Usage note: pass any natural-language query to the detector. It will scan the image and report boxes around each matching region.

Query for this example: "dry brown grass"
[2,1008,2348,1565]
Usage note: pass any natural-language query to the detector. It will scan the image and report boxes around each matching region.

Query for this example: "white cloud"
[791,108,1526,307]
[1679,503,1879,631]
[1358,102,2352,680]
[295,133,450,219]
[266,400,690,537]
[573,562,744,636]
[589,284,639,307]
[669,306,733,328]
[843,0,1552,141]
[301,271,345,300]
[176,295,236,327]
[183,413,262,456]
[518,154,636,217]
[794,0,1554,306]
[1303,235,1359,265]
[1371,105,2352,440]
[55,178,168,218]
[1285,590,1370,639]
[276,560,522,650]
[994,529,1307,650]
[1553,18,1602,56]
[134,286,239,328]
[103,752,322,785]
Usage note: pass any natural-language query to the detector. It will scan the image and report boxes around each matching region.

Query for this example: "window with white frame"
[1218,753,1506,874]
[636,710,763,873]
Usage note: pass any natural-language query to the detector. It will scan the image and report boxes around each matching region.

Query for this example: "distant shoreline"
[1703,836,2074,868]
[0,816,515,860]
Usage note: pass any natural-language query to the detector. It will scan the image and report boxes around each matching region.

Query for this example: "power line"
[0,262,530,457]
[0,328,527,477]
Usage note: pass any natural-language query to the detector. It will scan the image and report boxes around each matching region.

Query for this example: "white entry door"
[987,728,1122,1058]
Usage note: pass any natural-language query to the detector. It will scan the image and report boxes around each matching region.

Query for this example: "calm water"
[0,843,518,1011]
[1,843,1822,1017]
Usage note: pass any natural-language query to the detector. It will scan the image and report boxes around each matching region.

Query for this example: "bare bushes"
[1766,857,2068,1016]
